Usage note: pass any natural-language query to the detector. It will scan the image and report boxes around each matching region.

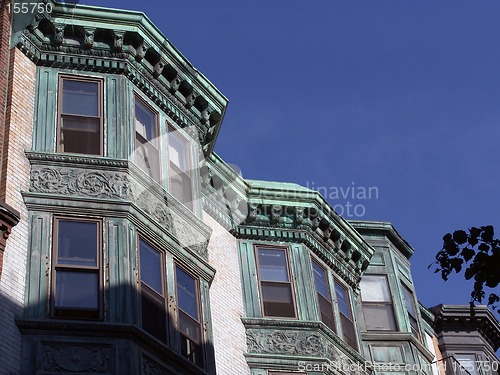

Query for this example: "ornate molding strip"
[31,167,132,199]
[26,151,130,168]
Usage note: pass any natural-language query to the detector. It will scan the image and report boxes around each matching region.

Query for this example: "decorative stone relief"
[84,28,95,48]
[53,25,64,45]
[172,215,208,259]
[295,207,305,224]
[246,329,368,375]
[270,205,282,223]
[247,330,324,357]
[114,31,124,51]
[323,225,333,241]
[200,108,211,125]
[28,16,40,32]
[247,203,258,222]
[153,61,165,78]
[169,76,182,94]
[30,167,132,199]
[136,43,148,61]
[42,344,111,373]
[185,92,197,109]
[142,355,170,375]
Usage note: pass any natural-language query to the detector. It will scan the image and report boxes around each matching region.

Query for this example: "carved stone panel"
[246,329,369,375]
[41,343,111,373]
[141,355,172,375]
[30,166,133,199]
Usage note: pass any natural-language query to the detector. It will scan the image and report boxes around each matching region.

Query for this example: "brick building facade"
[0,1,498,375]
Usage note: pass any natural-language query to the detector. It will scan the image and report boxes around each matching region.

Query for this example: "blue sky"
[78,0,500,310]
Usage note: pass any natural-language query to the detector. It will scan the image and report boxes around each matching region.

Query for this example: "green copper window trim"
[57,74,104,156]
[50,216,103,320]
[254,245,298,320]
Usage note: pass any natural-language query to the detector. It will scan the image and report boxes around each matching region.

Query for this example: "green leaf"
[461,248,475,262]
[481,225,494,243]
[464,267,476,280]
[453,230,468,244]
[478,243,490,252]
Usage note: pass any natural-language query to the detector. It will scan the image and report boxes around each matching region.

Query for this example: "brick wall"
[0,0,10,161]
[203,212,250,375]
[0,48,36,375]
[0,0,11,281]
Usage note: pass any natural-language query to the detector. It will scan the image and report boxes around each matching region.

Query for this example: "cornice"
[430,304,500,351]
[349,220,414,259]
[17,1,227,156]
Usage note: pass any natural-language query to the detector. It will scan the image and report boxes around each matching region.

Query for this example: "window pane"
[312,261,330,300]
[372,346,404,363]
[455,354,479,375]
[360,275,391,302]
[141,288,167,342]
[135,100,157,142]
[55,271,98,309]
[402,285,416,317]
[169,130,189,173]
[57,220,97,266]
[169,164,193,209]
[179,312,204,368]
[176,267,199,320]
[340,313,358,350]
[60,117,100,155]
[63,80,98,116]
[261,282,295,317]
[335,282,352,319]
[363,304,397,331]
[135,135,160,181]
[139,239,163,294]
[179,310,201,343]
[258,249,289,282]
[409,316,420,338]
[318,294,336,332]
[180,336,203,368]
